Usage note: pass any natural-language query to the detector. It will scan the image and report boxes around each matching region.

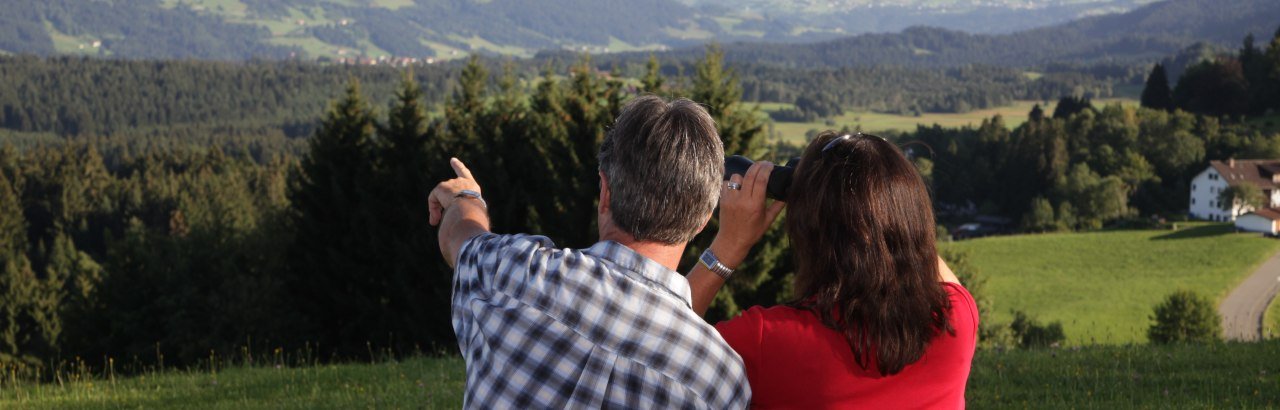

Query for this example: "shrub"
[1148,290,1221,344]
[941,250,1013,347]
[1010,310,1066,348]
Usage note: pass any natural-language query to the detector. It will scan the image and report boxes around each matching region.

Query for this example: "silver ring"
[726,182,742,190]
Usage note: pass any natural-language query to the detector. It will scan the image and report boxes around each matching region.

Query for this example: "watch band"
[699,248,735,280]
[455,189,487,209]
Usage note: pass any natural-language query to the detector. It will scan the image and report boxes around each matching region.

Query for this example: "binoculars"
[724,155,799,201]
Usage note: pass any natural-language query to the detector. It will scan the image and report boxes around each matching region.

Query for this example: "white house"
[1189,159,1280,222]
[1235,209,1280,235]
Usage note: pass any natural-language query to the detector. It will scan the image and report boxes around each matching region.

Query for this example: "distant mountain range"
[0,0,1274,68]
[0,0,1168,62]
[565,0,1280,69]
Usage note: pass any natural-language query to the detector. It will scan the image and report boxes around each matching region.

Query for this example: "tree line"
[2,41,1277,377]
[1141,27,1280,118]
[0,56,458,138]
[0,53,1121,145]
[911,99,1277,232]
[0,47,798,373]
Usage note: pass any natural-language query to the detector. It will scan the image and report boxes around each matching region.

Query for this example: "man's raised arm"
[429,158,491,268]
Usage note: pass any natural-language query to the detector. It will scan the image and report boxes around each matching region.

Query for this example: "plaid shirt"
[452,233,751,409]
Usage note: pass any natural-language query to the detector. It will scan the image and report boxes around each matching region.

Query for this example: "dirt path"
[1220,251,1280,341]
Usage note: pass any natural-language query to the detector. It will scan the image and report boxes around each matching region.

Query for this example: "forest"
[0,24,1278,376]
[0,51,1117,148]
[0,49,785,373]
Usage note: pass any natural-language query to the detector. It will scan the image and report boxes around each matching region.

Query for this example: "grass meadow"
[763,99,1140,144]
[1268,294,1280,340]
[3,342,1278,409]
[4,223,1277,408]
[942,223,1280,345]
[0,356,466,409]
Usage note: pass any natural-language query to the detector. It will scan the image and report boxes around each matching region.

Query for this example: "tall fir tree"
[363,75,458,350]
[558,55,620,248]
[286,80,381,355]
[641,53,665,95]
[0,170,47,366]
[1262,27,1280,113]
[688,44,785,321]
[691,44,766,158]
[1140,64,1174,112]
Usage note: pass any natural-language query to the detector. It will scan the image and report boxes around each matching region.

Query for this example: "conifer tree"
[0,171,45,365]
[286,80,380,355]
[1262,28,1280,113]
[558,56,618,247]
[1028,104,1046,122]
[363,76,457,350]
[524,64,583,244]
[641,53,665,94]
[688,44,784,321]
[691,44,766,157]
[1140,64,1174,112]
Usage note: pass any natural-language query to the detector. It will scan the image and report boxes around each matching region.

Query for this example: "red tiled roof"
[1209,160,1280,190]
[1246,207,1280,221]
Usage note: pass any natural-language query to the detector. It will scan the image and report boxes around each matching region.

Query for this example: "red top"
[715,282,978,409]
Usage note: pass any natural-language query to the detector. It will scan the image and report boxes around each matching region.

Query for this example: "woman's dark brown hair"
[787,131,953,376]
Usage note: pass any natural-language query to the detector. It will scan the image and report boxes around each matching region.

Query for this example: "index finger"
[451,157,475,180]
[747,161,774,202]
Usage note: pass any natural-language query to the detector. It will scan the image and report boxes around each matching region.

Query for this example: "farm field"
[4,341,1278,409]
[942,223,1280,345]
[764,98,1139,144]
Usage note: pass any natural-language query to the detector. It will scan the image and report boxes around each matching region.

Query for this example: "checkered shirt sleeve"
[452,233,751,409]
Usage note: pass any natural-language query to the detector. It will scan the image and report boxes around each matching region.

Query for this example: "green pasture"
[4,341,1278,409]
[942,223,1280,345]
[1267,294,1280,340]
[0,357,466,409]
[765,99,1139,144]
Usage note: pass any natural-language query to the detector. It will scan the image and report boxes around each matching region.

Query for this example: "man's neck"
[599,231,688,272]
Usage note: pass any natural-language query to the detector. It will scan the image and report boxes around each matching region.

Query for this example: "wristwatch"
[700,248,735,280]
[454,189,487,209]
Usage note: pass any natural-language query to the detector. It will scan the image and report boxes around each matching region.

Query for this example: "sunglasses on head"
[821,132,887,153]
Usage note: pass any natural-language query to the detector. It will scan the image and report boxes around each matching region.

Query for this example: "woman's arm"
[938,255,960,284]
[688,161,786,316]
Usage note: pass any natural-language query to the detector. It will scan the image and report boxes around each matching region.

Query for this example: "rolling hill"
[0,0,1188,62]
[611,0,1280,68]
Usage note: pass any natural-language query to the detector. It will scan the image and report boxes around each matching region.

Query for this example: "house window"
[1193,183,1197,191]
[1192,198,1196,205]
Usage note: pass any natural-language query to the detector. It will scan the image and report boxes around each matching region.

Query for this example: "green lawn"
[0,357,465,409]
[765,99,1139,144]
[1267,293,1280,340]
[969,341,1280,408]
[942,223,1280,345]
[6,342,1278,408]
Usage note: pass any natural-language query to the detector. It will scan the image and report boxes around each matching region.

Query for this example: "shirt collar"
[583,240,693,309]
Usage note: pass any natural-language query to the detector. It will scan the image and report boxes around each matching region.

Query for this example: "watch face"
[700,250,717,267]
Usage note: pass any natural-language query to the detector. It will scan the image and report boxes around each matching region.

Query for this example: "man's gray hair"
[599,96,724,245]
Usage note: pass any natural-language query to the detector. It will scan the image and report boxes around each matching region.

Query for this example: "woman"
[688,131,977,408]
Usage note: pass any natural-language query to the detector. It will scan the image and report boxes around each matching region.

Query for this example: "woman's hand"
[711,161,786,268]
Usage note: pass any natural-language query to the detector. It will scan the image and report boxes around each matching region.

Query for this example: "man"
[429,96,750,409]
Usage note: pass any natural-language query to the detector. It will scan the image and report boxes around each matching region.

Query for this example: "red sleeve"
[943,282,979,339]
[715,306,765,379]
